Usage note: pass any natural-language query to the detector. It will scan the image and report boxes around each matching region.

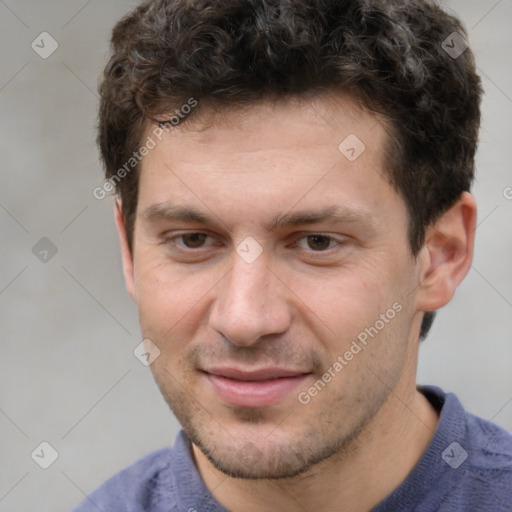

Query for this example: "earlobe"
[416,192,477,312]
[114,200,136,300]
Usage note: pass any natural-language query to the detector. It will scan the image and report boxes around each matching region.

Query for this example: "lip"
[203,367,311,408]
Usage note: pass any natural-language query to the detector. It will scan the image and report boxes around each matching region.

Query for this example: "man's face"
[125,95,424,478]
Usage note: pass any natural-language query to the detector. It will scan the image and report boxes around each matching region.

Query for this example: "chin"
[186,420,356,480]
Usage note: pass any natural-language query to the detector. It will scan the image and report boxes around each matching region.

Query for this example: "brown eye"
[306,235,333,251]
[181,233,208,248]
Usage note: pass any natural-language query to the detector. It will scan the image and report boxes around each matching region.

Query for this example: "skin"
[116,94,476,512]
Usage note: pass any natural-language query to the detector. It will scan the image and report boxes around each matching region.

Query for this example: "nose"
[209,251,292,347]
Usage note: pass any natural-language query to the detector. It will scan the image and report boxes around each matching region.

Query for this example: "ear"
[114,200,136,300]
[416,192,477,312]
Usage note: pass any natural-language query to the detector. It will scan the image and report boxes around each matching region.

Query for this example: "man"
[73,0,512,510]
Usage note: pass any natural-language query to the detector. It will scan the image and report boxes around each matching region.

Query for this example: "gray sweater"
[71,386,512,511]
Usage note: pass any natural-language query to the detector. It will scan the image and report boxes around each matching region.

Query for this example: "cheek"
[291,261,410,361]
[133,257,211,342]
[292,266,386,328]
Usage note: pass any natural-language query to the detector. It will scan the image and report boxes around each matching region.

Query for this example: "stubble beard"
[152,364,389,480]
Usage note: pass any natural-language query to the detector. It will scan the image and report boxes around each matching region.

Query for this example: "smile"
[203,367,311,408]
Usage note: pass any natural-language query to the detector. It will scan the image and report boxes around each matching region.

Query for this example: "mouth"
[202,367,312,408]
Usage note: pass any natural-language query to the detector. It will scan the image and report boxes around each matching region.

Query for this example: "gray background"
[1,1,511,510]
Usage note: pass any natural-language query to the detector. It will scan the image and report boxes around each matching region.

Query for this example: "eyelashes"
[162,231,348,259]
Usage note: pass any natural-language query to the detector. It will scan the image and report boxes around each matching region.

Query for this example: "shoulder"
[466,410,512,462]
[446,399,512,510]
[414,386,512,511]
[70,447,173,512]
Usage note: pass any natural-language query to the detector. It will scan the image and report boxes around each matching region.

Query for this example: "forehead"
[136,93,404,231]
[146,93,389,155]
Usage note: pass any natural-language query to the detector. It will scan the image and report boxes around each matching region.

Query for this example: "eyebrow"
[143,203,215,226]
[141,203,376,232]
[264,206,376,232]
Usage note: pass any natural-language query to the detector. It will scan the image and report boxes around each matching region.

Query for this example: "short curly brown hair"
[98,0,482,338]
